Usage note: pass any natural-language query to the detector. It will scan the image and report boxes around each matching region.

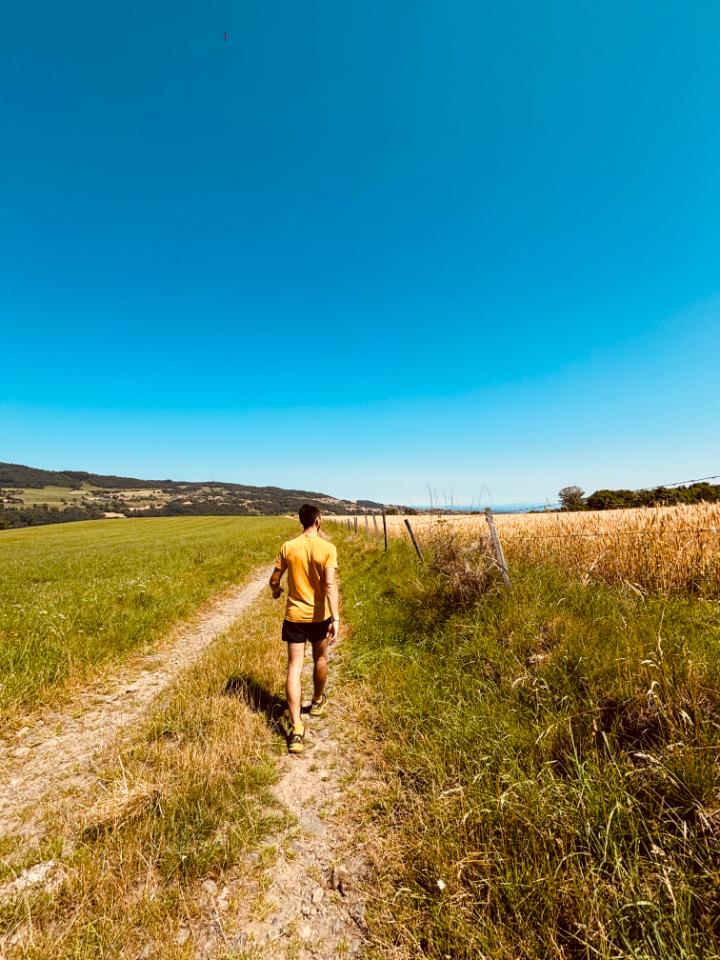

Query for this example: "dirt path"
[0,569,270,840]
[225,646,374,960]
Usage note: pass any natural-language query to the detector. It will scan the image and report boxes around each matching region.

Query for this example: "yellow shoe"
[309,693,328,717]
[288,723,305,754]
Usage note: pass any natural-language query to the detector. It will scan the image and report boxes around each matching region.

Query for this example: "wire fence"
[328,494,720,598]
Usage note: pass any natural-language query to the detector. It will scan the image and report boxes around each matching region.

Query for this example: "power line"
[544,473,720,509]
[503,528,719,540]
[653,474,720,489]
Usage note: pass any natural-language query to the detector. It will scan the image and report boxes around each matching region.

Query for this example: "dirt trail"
[0,569,270,839]
[225,647,373,960]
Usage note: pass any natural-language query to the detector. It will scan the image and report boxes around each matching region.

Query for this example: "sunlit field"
[333,503,720,596]
[0,516,293,721]
[338,523,720,959]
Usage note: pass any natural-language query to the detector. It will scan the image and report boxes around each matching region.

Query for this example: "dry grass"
[332,503,720,596]
[337,530,720,960]
[0,590,291,958]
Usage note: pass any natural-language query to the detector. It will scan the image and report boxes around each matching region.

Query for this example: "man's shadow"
[223,674,290,737]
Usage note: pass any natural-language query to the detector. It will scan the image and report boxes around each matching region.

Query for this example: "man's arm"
[269,566,284,599]
[324,565,340,645]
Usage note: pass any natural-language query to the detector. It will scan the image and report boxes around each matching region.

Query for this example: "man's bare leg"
[311,637,329,702]
[286,642,305,728]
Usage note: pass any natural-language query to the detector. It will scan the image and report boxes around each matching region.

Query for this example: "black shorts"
[282,618,332,644]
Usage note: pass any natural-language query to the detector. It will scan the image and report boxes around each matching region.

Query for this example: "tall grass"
[349,503,720,597]
[0,516,293,720]
[339,532,720,959]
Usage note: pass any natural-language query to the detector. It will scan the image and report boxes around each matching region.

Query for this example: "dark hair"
[299,503,321,529]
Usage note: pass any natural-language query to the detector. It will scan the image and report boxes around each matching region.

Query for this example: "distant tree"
[558,485,586,511]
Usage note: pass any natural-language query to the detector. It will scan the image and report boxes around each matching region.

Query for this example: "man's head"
[299,503,321,530]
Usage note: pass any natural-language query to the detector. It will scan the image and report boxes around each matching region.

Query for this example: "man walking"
[270,504,339,754]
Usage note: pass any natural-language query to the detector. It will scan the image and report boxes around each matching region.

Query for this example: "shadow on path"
[224,674,289,737]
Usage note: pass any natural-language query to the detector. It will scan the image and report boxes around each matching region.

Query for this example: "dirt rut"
[225,650,372,960]
[0,569,270,839]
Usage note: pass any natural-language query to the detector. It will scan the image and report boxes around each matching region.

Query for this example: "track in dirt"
[0,569,270,839]
[235,655,372,960]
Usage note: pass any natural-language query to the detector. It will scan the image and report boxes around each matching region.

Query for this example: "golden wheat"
[332,504,720,596]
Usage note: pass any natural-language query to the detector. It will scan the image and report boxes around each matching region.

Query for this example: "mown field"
[2,486,90,507]
[0,516,294,722]
[335,511,720,960]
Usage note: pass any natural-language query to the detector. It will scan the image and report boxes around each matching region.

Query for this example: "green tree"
[558,485,586,511]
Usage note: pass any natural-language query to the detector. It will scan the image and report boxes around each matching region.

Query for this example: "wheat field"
[332,503,720,596]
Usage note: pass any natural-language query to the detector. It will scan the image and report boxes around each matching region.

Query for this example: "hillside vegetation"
[0,461,385,529]
[0,516,293,721]
[337,524,720,959]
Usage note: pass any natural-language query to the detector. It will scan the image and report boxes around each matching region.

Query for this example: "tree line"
[558,482,720,511]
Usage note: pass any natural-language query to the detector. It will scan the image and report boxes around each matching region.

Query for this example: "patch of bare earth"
[217,646,376,960]
[0,569,270,840]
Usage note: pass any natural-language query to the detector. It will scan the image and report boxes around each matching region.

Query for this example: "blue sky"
[1,1,718,504]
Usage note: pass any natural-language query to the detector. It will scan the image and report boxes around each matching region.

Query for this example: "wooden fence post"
[353,516,358,534]
[484,508,511,588]
[404,518,424,562]
[373,514,379,537]
[382,511,388,552]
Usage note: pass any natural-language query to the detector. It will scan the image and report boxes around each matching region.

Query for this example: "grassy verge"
[339,532,720,959]
[0,589,290,958]
[0,516,293,720]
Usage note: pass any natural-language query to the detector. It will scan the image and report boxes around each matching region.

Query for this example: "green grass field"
[0,516,294,721]
[339,532,720,960]
[4,486,90,507]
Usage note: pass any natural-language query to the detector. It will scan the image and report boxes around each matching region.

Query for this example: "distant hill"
[0,461,387,529]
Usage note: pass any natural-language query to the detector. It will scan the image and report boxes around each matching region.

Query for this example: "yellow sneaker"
[288,723,305,754]
[309,693,328,717]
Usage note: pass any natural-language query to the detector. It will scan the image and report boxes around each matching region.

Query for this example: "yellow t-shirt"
[274,534,338,622]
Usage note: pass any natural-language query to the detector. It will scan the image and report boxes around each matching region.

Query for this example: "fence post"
[382,511,388,552]
[353,516,358,534]
[404,518,424,562]
[373,514,379,537]
[484,508,511,588]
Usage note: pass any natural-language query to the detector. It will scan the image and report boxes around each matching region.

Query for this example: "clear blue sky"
[1,0,718,504]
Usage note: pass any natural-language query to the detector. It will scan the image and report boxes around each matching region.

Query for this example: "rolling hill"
[0,461,386,528]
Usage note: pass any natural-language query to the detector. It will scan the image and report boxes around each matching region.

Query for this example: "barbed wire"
[559,472,720,506]
[479,472,720,513]
[500,528,719,540]
[656,474,720,489]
